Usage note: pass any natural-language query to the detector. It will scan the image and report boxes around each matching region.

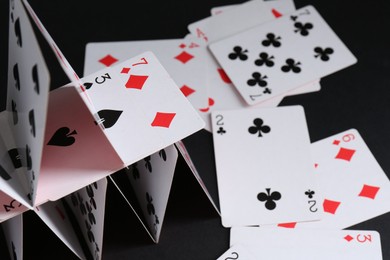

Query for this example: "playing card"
[7,0,51,206]
[0,112,33,208]
[211,0,296,16]
[188,0,274,44]
[297,128,390,229]
[36,178,108,260]
[230,227,383,259]
[121,145,178,242]
[195,0,321,132]
[1,214,22,260]
[216,244,256,260]
[80,51,205,166]
[84,35,209,109]
[64,179,107,260]
[211,106,320,227]
[209,5,357,105]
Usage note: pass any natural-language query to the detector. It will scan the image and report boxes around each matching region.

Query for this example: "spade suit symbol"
[47,127,77,146]
[96,109,123,129]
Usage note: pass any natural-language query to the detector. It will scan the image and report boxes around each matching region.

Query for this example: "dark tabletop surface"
[1,0,390,259]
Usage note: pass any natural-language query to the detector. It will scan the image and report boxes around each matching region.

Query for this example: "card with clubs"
[209,5,357,105]
[211,106,320,227]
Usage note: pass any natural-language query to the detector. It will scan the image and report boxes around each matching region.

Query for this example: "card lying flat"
[298,128,390,229]
[188,0,273,44]
[230,227,383,260]
[211,106,320,227]
[216,244,256,260]
[209,5,357,105]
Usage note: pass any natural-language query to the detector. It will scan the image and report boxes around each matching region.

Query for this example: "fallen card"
[216,244,256,260]
[211,106,320,227]
[84,35,209,109]
[188,0,274,44]
[209,5,357,105]
[298,128,390,229]
[211,0,296,16]
[230,227,383,259]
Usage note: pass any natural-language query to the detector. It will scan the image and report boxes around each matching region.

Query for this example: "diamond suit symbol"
[99,54,118,67]
[344,235,354,242]
[180,85,195,97]
[151,112,176,128]
[125,75,148,89]
[358,184,380,199]
[335,147,356,161]
[174,51,194,64]
[323,199,341,214]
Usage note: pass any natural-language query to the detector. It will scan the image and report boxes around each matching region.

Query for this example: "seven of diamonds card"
[211,105,320,227]
[208,5,357,105]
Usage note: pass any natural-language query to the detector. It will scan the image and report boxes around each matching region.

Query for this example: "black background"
[1,0,390,259]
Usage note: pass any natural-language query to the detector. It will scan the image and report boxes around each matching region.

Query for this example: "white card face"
[211,106,320,227]
[216,244,256,260]
[125,144,178,242]
[80,51,205,166]
[211,0,296,16]
[1,214,23,260]
[209,5,357,106]
[64,178,108,260]
[84,36,209,109]
[196,1,321,132]
[7,0,50,205]
[297,128,390,229]
[188,0,274,44]
[230,227,383,260]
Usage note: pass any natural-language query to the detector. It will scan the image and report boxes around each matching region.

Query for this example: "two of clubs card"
[211,106,390,259]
